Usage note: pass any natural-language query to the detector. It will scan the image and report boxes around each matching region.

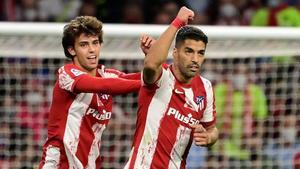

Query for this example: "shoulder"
[58,63,86,78]
[200,76,213,87]
[193,75,213,88]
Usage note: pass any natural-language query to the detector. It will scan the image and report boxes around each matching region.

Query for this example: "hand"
[190,124,211,147]
[140,34,156,55]
[176,6,194,25]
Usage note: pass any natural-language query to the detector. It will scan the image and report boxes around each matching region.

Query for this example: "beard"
[179,64,200,79]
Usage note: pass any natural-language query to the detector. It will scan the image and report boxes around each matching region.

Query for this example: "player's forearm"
[144,26,177,69]
[73,75,140,94]
[143,26,178,84]
[206,126,219,147]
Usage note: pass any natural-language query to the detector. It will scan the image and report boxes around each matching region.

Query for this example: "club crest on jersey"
[70,68,85,77]
[195,96,205,111]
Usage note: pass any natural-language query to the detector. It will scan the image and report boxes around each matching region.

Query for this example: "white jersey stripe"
[183,88,199,112]
[168,125,191,169]
[43,146,60,169]
[200,77,214,122]
[134,69,175,169]
[87,124,106,168]
[63,93,93,168]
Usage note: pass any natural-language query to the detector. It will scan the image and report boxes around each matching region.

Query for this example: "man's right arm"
[143,7,194,85]
[58,65,140,94]
[73,75,140,94]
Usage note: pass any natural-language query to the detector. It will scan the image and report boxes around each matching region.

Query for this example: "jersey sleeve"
[200,78,216,128]
[57,64,87,92]
[141,63,168,89]
[73,75,140,94]
[57,64,140,94]
[104,68,141,80]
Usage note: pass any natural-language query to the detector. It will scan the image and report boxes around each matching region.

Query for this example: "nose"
[191,54,200,63]
[88,44,95,52]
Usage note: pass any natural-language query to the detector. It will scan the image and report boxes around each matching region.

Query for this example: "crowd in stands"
[0,56,299,168]
[1,0,300,26]
[0,0,300,168]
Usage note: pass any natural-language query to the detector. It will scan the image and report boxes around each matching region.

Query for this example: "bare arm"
[143,7,194,84]
[190,124,219,147]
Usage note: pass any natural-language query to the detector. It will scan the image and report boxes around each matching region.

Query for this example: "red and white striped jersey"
[39,63,136,169]
[125,65,216,169]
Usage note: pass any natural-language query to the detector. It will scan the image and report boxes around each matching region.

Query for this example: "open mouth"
[87,56,97,63]
[189,65,199,72]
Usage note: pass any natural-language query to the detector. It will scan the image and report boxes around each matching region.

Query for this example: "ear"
[67,47,76,56]
[172,47,178,59]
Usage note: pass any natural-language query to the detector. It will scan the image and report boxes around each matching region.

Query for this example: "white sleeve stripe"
[201,77,215,122]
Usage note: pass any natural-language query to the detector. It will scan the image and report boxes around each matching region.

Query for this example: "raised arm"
[143,7,194,84]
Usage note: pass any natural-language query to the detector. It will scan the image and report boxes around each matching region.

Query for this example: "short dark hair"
[175,26,208,48]
[62,16,103,59]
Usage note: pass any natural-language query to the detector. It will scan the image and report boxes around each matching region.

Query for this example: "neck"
[73,60,97,76]
[87,69,97,76]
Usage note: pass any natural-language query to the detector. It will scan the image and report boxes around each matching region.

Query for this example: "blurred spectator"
[0,120,11,168]
[213,63,268,167]
[153,1,180,24]
[95,0,126,23]
[294,151,300,169]
[153,10,172,24]
[78,0,97,17]
[216,1,241,25]
[39,0,81,22]
[15,0,41,21]
[122,1,144,23]
[143,0,185,23]
[0,0,16,21]
[239,0,266,25]
[16,79,49,146]
[265,113,300,169]
[251,0,300,26]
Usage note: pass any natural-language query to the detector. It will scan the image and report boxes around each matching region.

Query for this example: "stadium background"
[0,0,300,168]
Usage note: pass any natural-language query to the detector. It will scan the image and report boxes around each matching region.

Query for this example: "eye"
[93,40,100,45]
[185,48,193,54]
[198,50,205,56]
[80,43,88,47]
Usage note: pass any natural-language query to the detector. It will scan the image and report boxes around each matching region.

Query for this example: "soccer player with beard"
[125,7,218,169]
[39,16,154,168]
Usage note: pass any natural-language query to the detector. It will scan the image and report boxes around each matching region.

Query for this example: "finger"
[140,34,147,43]
[194,132,208,138]
[145,39,153,47]
[140,34,145,41]
[194,135,209,146]
[194,140,208,146]
[190,124,206,133]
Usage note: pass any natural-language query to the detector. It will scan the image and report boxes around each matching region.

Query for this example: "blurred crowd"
[0,0,300,168]
[1,0,300,26]
[0,56,299,168]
